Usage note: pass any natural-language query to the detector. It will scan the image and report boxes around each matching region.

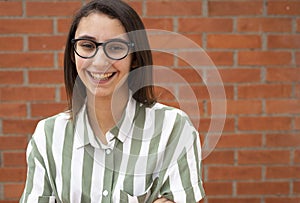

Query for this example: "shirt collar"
[74,91,138,149]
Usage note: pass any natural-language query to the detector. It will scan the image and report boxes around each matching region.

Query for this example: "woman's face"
[74,12,132,98]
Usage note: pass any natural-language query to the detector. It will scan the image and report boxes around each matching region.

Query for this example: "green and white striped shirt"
[20,95,205,203]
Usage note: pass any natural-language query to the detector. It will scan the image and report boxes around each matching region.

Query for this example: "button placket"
[101,146,114,203]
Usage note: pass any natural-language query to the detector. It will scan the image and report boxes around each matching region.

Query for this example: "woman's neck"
[86,88,129,144]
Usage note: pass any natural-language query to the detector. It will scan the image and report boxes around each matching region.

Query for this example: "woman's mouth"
[88,71,116,82]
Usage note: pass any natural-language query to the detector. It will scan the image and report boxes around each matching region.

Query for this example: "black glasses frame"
[71,38,135,60]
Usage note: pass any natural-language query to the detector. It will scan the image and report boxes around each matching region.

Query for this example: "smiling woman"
[19,0,205,203]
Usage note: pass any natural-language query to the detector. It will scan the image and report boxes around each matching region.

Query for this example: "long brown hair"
[64,0,156,116]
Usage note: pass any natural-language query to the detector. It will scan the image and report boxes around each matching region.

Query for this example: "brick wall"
[0,0,299,203]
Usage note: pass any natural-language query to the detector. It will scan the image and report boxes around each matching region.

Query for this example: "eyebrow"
[76,35,97,40]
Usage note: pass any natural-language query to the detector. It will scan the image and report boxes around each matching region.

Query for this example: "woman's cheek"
[75,56,84,72]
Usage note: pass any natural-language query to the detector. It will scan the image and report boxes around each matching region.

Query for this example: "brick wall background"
[0,0,299,202]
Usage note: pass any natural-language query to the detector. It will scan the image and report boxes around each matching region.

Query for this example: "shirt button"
[102,190,109,197]
[105,149,111,155]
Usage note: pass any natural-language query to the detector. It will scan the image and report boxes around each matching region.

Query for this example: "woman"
[20,0,204,202]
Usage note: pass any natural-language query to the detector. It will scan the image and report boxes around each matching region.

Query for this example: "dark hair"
[64,0,156,116]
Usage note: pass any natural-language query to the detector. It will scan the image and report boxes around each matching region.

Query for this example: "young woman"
[20,0,205,202]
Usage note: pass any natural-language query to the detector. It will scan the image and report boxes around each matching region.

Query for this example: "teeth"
[90,72,113,80]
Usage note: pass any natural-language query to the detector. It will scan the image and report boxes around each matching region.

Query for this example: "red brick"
[142,18,173,31]
[216,134,262,148]
[204,182,232,195]
[0,103,27,118]
[265,197,300,203]
[60,86,68,101]
[0,87,56,101]
[208,198,261,203]
[160,101,204,118]
[152,52,174,66]
[294,181,300,193]
[207,166,261,181]
[295,117,300,130]
[183,34,202,47]
[3,183,24,199]
[298,19,300,32]
[296,52,300,65]
[28,70,64,84]
[58,52,65,68]
[237,182,289,195]
[208,0,263,16]
[266,100,300,114]
[207,51,234,66]
[207,68,261,83]
[126,1,143,16]
[177,50,219,67]
[266,133,300,147]
[31,102,67,117]
[3,119,38,134]
[178,18,233,32]
[173,68,203,84]
[295,150,300,163]
[179,85,233,100]
[237,18,292,32]
[0,71,23,84]
[207,34,261,49]
[204,150,234,164]
[238,51,292,66]
[0,136,28,150]
[266,166,300,179]
[296,84,300,98]
[0,53,54,68]
[266,67,300,82]
[3,152,26,167]
[0,37,23,51]
[149,33,201,50]
[0,200,18,203]
[238,150,290,164]
[0,19,53,34]
[268,35,300,48]
[238,84,292,99]
[57,18,72,34]
[26,2,81,16]
[29,36,67,51]
[0,168,26,182]
[208,100,262,115]
[238,117,291,131]
[198,117,235,133]
[268,0,300,15]
[0,2,22,16]
[147,1,201,16]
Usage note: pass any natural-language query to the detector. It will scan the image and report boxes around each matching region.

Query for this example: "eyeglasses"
[71,38,135,60]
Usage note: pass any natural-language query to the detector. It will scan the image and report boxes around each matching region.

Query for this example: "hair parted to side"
[64,0,156,117]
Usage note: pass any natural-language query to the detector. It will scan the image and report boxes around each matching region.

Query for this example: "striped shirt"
[20,94,205,203]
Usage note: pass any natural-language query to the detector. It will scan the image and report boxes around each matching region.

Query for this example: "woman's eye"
[79,41,95,49]
[110,45,125,51]
[107,43,127,52]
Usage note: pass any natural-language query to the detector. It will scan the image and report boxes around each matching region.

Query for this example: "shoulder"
[32,111,73,141]
[144,102,197,137]
[149,102,192,123]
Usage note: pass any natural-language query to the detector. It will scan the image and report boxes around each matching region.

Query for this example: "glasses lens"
[105,41,129,60]
[74,40,96,58]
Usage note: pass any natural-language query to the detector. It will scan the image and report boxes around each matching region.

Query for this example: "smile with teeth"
[89,71,115,81]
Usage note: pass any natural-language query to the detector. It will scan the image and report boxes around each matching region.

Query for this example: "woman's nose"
[92,48,112,68]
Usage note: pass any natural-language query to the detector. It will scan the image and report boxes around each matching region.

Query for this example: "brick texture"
[0,0,299,203]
